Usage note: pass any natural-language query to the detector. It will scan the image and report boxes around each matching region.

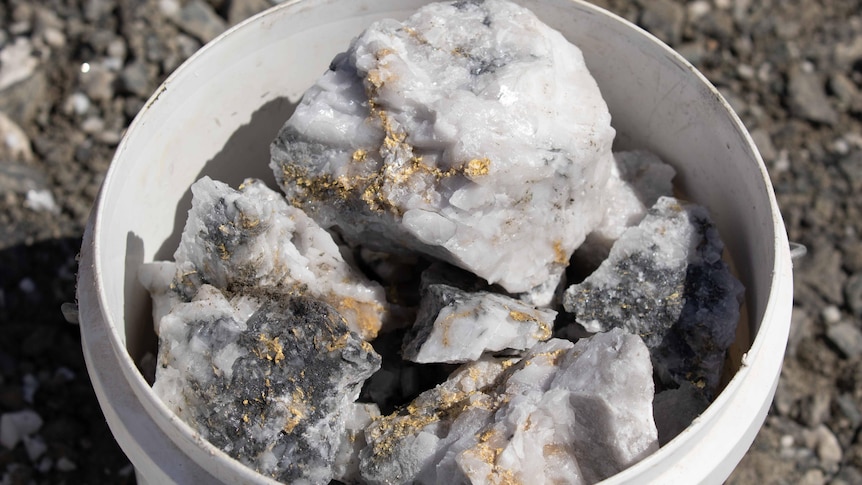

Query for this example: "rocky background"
[0,0,860,483]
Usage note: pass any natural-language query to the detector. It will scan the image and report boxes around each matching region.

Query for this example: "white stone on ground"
[360,330,658,485]
[402,283,556,363]
[140,176,388,339]
[563,196,744,396]
[0,410,43,449]
[270,0,615,305]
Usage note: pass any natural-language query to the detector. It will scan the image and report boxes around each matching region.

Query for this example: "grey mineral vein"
[360,330,658,485]
[152,287,380,484]
[270,0,615,305]
[402,283,556,363]
[563,196,744,395]
[140,176,388,339]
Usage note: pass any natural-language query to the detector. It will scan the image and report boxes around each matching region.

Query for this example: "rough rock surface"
[360,330,657,485]
[402,283,555,364]
[563,196,744,395]
[270,0,615,304]
[142,176,388,340]
[576,150,676,268]
[153,287,380,483]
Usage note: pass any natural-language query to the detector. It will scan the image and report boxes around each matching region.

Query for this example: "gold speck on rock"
[464,157,491,177]
[351,148,368,163]
[258,334,285,363]
[216,243,230,261]
[552,240,568,265]
[507,310,533,322]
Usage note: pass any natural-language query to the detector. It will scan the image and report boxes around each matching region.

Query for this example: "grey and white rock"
[169,0,227,44]
[825,322,862,359]
[563,196,744,395]
[153,286,381,484]
[141,177,389,339]
[0,111,33,162]
[119,60,152,98]
[270,0,615,304]
[0,410,43,449]
[78,62,115,103]
[402,283,555,364]
[577,150,676,267]
[360,330,657,485]
[788,64,839,125]
[332,403,381,484]
[0,38,39,91]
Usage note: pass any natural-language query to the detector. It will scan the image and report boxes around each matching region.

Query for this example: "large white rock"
[140,176,389,339]
[271,0,615,303]
[360,330,658,485]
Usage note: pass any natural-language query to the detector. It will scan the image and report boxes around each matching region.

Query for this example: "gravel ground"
[0,0,860,484]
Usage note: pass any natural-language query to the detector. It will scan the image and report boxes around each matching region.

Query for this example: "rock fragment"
[0,38,39,91]
[153,287,381,484]
[141,177,388,339]
[577,150,676,267]
[0,111,33,162]
[637,0,686,45]
[787,64,839,125]
[563,196,744,395]
[360,330,658,485]
[0,410,43,449]
[402,283,555,363]
[825,322,862,359]
[169,0,227,44]
[271,0,615,303]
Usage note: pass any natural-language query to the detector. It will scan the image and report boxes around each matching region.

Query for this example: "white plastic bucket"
[76,1,794,483]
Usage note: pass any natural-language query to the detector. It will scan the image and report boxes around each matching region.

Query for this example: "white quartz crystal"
[402,283,556,363]
[577,150,676,267]
[332,403,382,484]
[143,176,388,339]
[270,0,615,303]
[563,196,744,395]
[360,330,658,485]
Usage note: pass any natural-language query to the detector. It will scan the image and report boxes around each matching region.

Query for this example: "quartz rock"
[577,150,676,268]
[144,176,388,339]
[153,285,381,484]
[563,196,744,395]
[270,0,615,304]
[359,356,514,485]
[360,330,657,485]
[332,403,381,484]
[402,283,556,363]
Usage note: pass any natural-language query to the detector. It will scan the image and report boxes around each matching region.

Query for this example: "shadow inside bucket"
[154,96,299,261]
[126,96,299,364]
[124,232,157,368]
